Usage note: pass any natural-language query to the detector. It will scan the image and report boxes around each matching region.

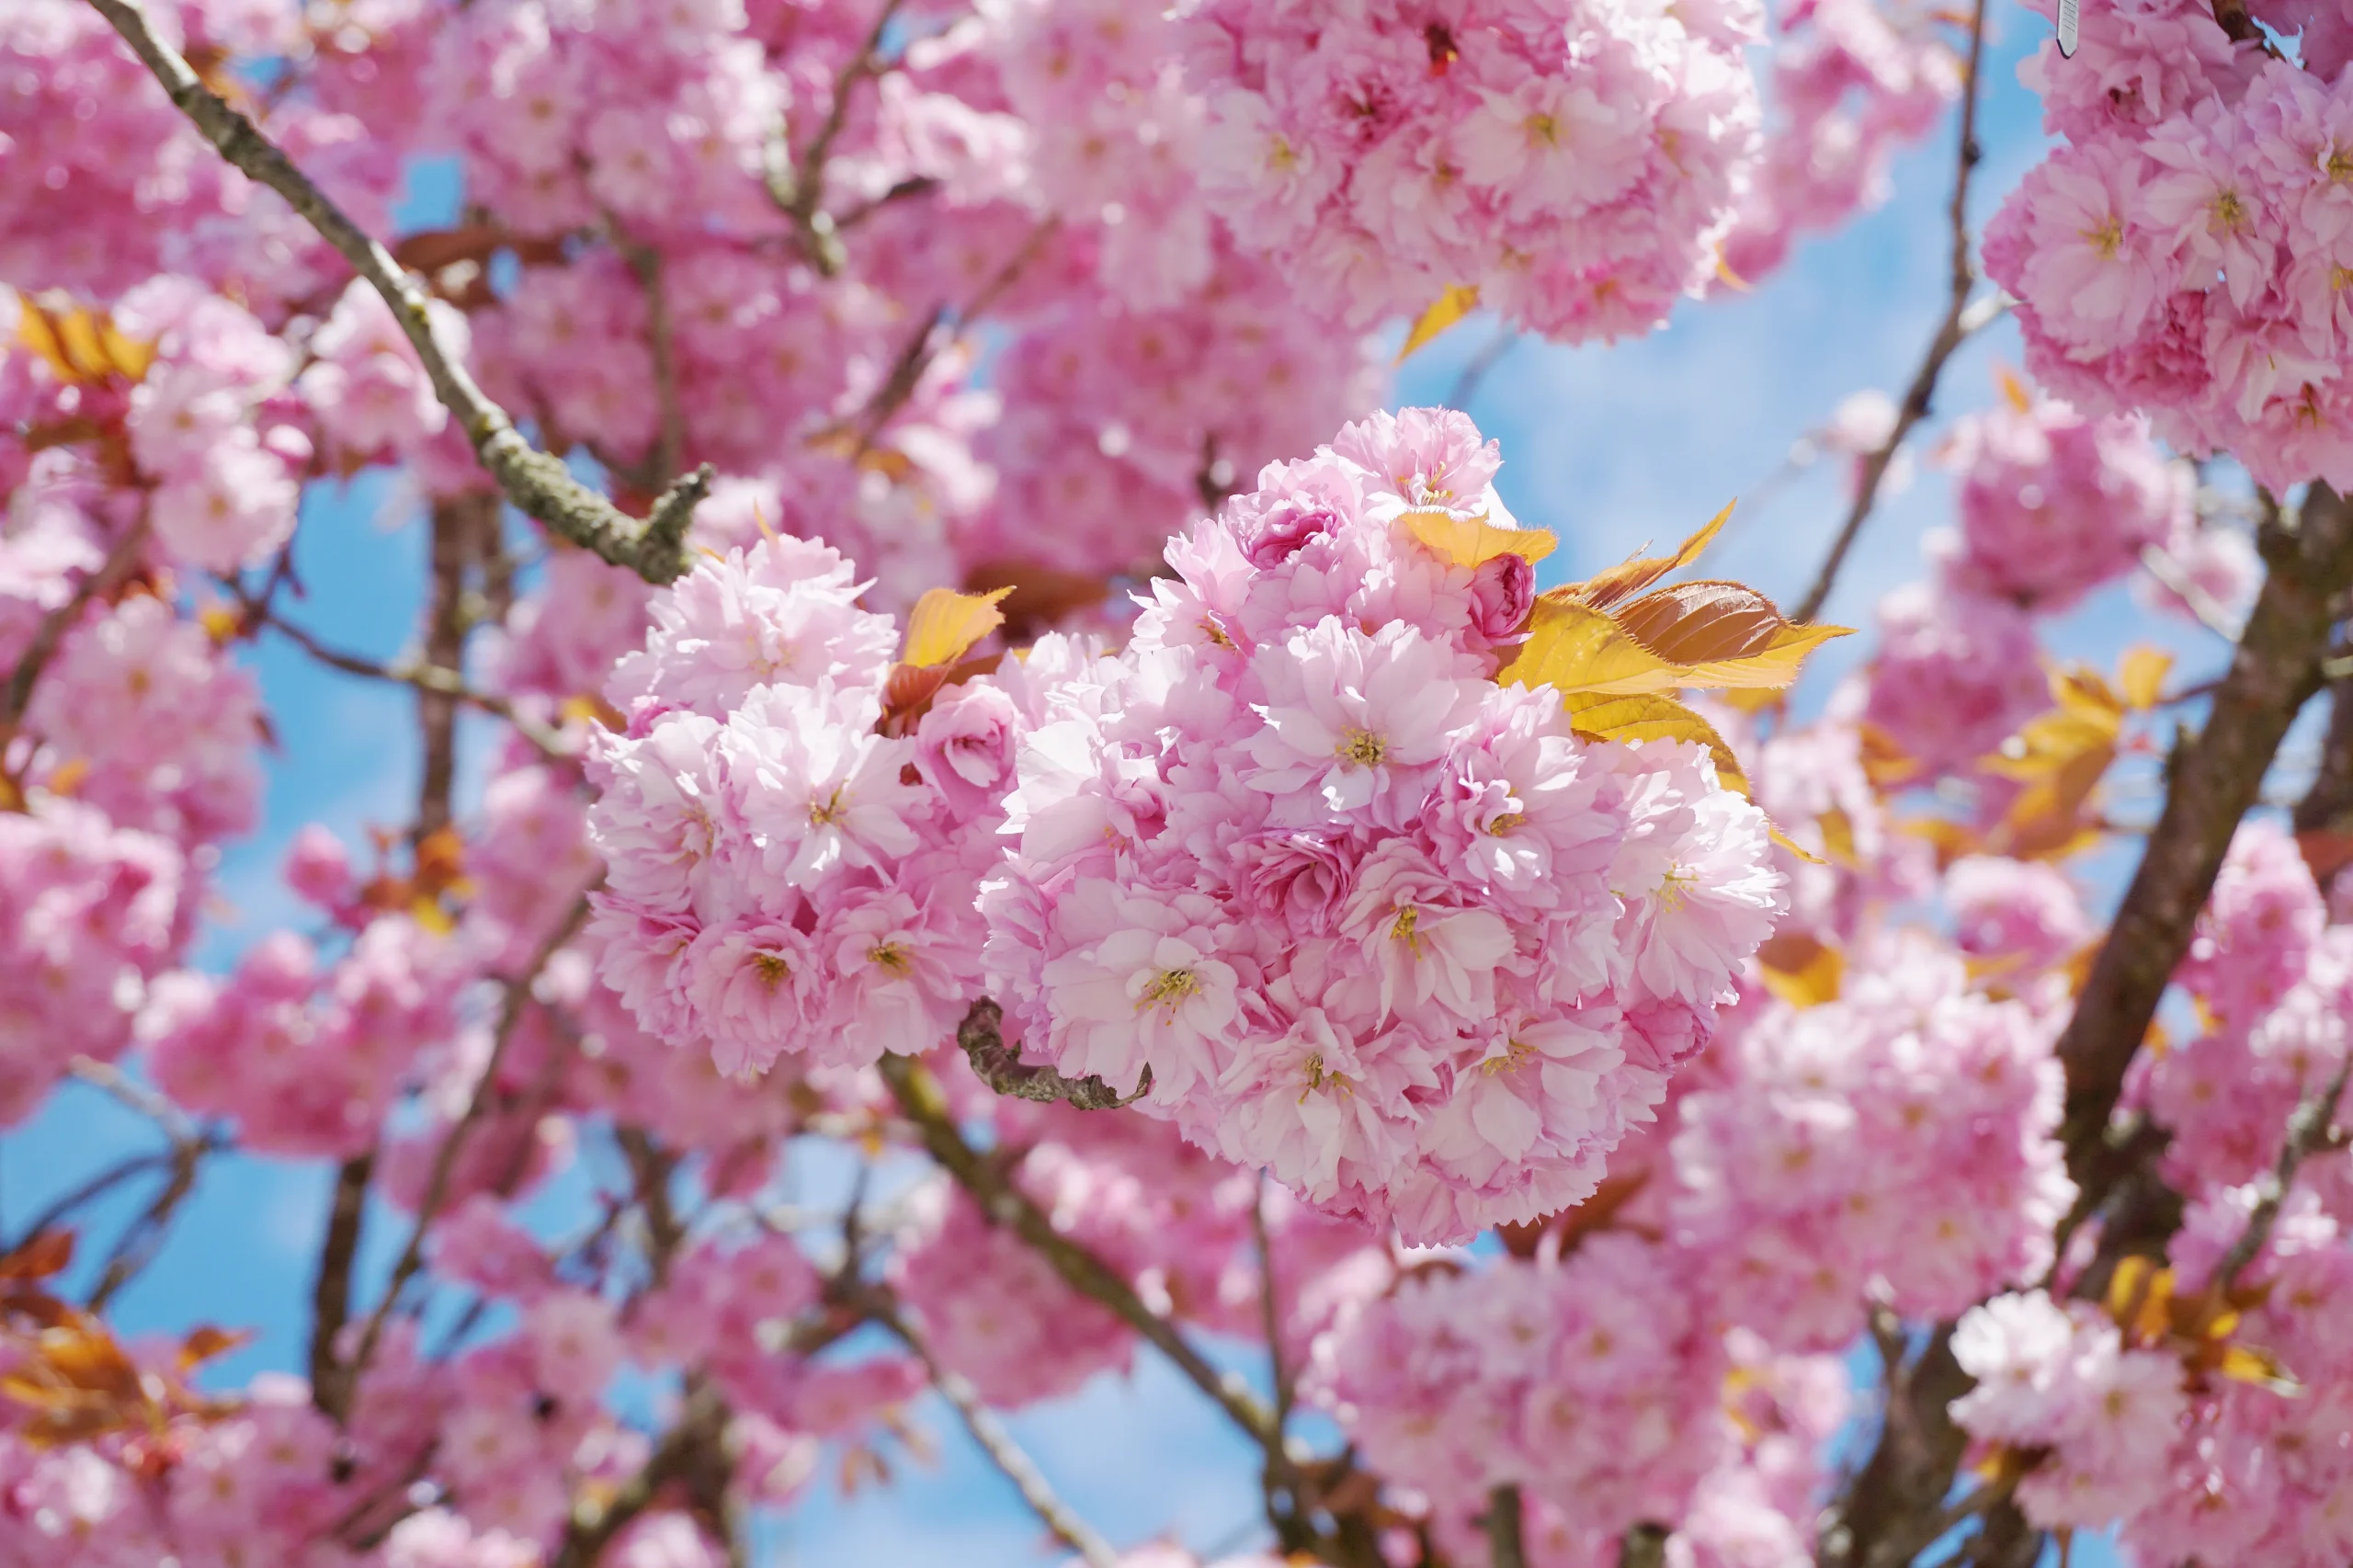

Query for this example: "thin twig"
[1790,0,1994,626]
[2214,1059,2352,1294]
[264,609,567,760]
[1446,322,1518,414]
[337,892,594,1403]
[874,1295,1120,1567]
[63,1058,216,1311]
[767,0,910,274]
[83,0,710,583]
[2138,542,2240,638]
[875,1053,1285,1452]
[2,520,149,726]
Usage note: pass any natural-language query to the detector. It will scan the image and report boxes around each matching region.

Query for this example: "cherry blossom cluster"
[1673,931,2075,1350]
[1178,0,1764,342]
[583,533,1003,1077]
[982,407,1786,1244]
[1722,0,1961,284]
[1985,0,2353,493]
[2131,820,2353,1198]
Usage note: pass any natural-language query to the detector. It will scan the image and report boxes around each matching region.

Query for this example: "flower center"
[2083,216,2123,260]
[1300,1051,1355,1101]
[1482,1038,1534,1076]
[1523,112,1559,148]
[1654,865,1697,914]
[869,941,911,976]
[1390,905,1420,950]
[1336,727,1388,767]
[752,952,792,985]
[1137,968,1199,1017]
[1487,811,1525,836]
[809,786,846,826]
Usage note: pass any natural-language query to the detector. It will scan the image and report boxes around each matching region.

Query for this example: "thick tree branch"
[954,999,1151,1110]
[83,0,711,584]
[1817,1317,1974,1568]
[551,1381,733,1568]
[1791,0,1993,626]
[1485,1484,1527,1568]
[2055,486,2353,1194]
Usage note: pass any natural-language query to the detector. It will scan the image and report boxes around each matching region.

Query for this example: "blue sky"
[0,6,2213,1562]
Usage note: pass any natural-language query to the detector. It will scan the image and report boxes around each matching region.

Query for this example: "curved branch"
[1791,0,1995,626]
[83,0,711,584]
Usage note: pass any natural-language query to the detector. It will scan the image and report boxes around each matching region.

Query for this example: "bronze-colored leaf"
[1609,580,1853,688]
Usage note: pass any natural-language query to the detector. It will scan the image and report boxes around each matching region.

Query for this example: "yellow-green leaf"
[1498,597,1689,696]
[902,585,1013,669]
[1561,691,1750,796]
[1403,507,1556,570]
[1756,931,1843,1006]
[1397,285,1480,362]
[2120,645,2173,710]
[1568,501,1734,610]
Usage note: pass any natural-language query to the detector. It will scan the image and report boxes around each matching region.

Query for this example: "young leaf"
[1499,598,1688,697]
[1403,508,1557,569]
[1756,931,1843,1006]
[1396,285,1480,362]
[1566,501,1733,610]
[1560,692,1751,796]
[901,585,1013,669]
[1559,691,1829,864]
[2119,645,2174,710]
[1608,580,1853,687]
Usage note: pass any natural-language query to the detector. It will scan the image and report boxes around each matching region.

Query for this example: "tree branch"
[953,998,1151,1110]
[2214,1057,2351,1294]
[310,1152,376,1418]
[874,1294,1120,1568]
[336,891,594,1408]
[766,0,909,275]
[264,610,566,759]
[551,1380,733,1568]
[83,0,711,584]
[1791,0,1993,626]
[875,1053,1281,1449]
[1,520,148,730]
[2055,486,2353,1196]
[1485,1484,1527,1568]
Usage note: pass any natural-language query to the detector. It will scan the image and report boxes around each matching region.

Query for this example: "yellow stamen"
[1137,968,1199,1018]
[1336,727,1388,767]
